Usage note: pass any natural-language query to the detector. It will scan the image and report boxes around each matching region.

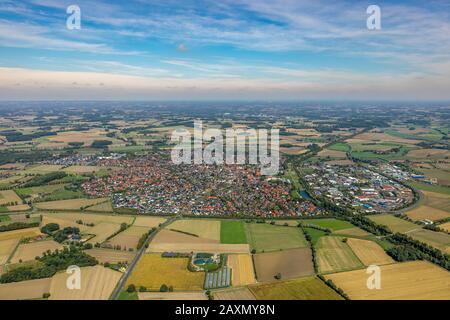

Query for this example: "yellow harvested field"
[86,222,121,244]
[0,278,52,300]
[168,219,221,241]
[42,212,134,225]
[148,241,250,254]
[85,201,114,212]
[214,287,256,300]
[439,222,450,232]
[35,198,109,210]
[6,204,31,212]
[151,229,215,245]
[138,292,208,300]
[49,266,121,300]
[325,261,450,300]
[133,216,166,228]
[41,214,90,232]
[63,165,103,173]
[406,205,450,222]
[23,165,63,174]
[318,149,347,158]
[316,236,364,274]
[333,227,371,237]
[407,149,450,158]
[0,190,22,205]
[349,131,421,145]
[0,238,19,265]
[346,238,394,266]
[48,129,116,145]
[107,226,149,249]
[227,254,256,286]
[0,228,42,241]
[126,254,205,291]
[85,248,135,264]
[11,240,64,263]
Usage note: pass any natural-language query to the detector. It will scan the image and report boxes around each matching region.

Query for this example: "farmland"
[86,222,122,245]
[367,214,419,233]
[126,254,205,291]
[325,261,450,300]
[0,238,19,265]
[0,228,42,241]
[245,223,307,252]
[168,219,221,241]
[35,198,109,211]
[253,248,314,282]
[138,292,208,300]
[227,254,256,286]
[49,266,121,300]
[85,248,135,264]
[346,238,394,266]
[316,236,364,274]
[220,221,247,244]
[107,226,150,249]
[213,287,256,300]
[11,240,64,263]
[0,278,51,300]
[249,277,344,300]
[300,218,354,231]
[0,190,22,206]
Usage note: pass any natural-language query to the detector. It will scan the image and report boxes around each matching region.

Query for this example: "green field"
[249,276,343,300]
[300,218,354,231]
[245,223,307,252]
[406,181,450,195]
[303,227,328,245]
[367,214,419,233]
[220,220,247,244]
[316,236,364,274]
[328,142,350,152]
[0,215,11,222]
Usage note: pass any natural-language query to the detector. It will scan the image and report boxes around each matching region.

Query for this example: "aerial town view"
[0,0,449,309]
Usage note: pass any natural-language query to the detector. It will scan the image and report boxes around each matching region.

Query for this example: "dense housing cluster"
[81,154,321,217]
[303,164,414,213]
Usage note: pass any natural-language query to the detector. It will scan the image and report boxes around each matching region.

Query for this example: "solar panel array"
[204,266,231,289]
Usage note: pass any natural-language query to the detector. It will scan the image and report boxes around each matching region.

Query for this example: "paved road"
[110,215,179,300]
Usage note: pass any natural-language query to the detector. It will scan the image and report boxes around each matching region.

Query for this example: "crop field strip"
[325,261,450,300]
[316,236,365,274]
[11,240,64,263]
[126,254,205,291]
[35,198,110,211]
[168,219,221,241]
[245,223,308,252]
[213,287,256,300]
[253,248,314,282]
[346,238,394,266]
[138,292,208,300]
[84,248,135,264]
[227,254,256,286]
[248,276,344,300]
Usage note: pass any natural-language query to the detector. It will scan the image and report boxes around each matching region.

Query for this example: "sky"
[0,0,449,101]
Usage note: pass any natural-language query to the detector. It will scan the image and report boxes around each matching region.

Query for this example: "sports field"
[367,214,419,233]
[245,223,307,252]
[220,221,247,244]
[325,261,450,300]
[227,254,256,286]
[346,238,394,266]
[316,236,364,274]
[253,248,314,282]
[126,254,205,291]
[249,277,344,300]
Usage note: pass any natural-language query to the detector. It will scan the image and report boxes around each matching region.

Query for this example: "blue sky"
[0,0,449,100]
